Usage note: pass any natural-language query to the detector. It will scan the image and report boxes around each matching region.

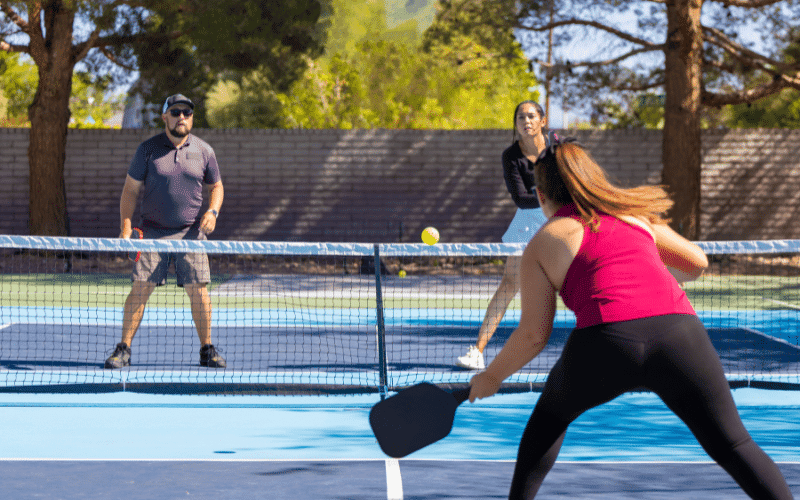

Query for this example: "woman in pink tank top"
[467,141,792,500]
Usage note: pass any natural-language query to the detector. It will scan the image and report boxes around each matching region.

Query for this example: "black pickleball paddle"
[369,382,471,458]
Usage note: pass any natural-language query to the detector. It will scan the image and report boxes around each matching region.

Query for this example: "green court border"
[2,272,799,310]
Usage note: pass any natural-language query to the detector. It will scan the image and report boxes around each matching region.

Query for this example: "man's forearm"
[207,182,224,213]
[119,185,140,233]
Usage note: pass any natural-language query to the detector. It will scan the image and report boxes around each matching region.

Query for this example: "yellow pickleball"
[398,270,407,278]
[421,227,439,245]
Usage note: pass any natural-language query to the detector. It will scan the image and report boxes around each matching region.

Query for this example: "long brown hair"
[534,142,673,229]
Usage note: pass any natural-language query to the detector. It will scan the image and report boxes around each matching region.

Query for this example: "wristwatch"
[208,209,219,217]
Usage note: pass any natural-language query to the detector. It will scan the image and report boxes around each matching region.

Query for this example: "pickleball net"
[0,235,798,394]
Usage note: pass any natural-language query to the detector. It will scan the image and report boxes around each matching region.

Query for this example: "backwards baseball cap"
[162,94,195,114]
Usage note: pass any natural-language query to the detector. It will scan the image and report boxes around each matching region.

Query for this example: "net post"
[373,244,389,399]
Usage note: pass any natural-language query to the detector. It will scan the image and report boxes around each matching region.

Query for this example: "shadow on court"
[3,324,798,376]
[2,460,799,499]
[1,388,799,499]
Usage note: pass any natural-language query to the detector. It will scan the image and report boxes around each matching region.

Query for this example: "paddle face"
[369,382,470,458]
[128,227,143,262]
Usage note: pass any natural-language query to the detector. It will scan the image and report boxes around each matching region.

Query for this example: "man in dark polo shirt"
[105,93,226,369]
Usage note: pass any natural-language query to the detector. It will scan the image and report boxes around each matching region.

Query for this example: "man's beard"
[170,124,190,137]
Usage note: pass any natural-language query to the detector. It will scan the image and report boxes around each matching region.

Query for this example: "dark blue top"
[128,132,221,233]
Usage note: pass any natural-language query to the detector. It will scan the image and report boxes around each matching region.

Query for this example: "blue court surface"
[2,308,799,390]
[2,388,799,499]
[2,270,800,498]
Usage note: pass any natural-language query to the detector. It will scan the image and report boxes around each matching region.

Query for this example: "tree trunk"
[28,85,72,236]
[26,4,76,236]
[661,0,703,240]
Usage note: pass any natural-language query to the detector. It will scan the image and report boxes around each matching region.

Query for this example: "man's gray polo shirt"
[127,132,221,233]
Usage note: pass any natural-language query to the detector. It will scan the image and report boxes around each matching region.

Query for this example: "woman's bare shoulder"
[538,215,583,238]
[530,215,583,255]
[618,214,655,241]
[526,214,584,289]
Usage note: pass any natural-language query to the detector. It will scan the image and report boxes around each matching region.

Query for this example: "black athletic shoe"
[104,343,131,369]
[200,344,226,368]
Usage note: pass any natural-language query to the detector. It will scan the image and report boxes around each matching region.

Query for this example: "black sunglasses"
[169,108,193,117]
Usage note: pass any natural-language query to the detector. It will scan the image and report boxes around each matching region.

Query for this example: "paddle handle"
[128,227,143,261]
[452,387,471,405]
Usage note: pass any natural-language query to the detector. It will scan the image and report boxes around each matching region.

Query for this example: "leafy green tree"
[324,0,386,55]
[0,51,36,119]
[243,0,537,130]
[431,0,800,239]
[591,94,664,129]
[209,0,428,129]
[1,51,123,127]
[206,74,287,129]
[69,73,124,128]
[722,29,800,128]
[0,0,326,236]
[723,90,800,128]
[420,1,538,128]
[274,38,535,129]
[274,51,379,129]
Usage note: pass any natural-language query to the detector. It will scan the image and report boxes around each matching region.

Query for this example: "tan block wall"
[700,129,800,240]
[1,127,797,242]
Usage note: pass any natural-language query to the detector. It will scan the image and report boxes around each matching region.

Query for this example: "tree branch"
[711,0,785,8]
[535,44,664,70]
[90,30,182,50]
[0,4,33,54]
[703,25,800,73]
[98,46,136,71]
[0,39,28,53]
[701,23,800,106]
[703,57,740,74]
[702,77,797,107]
[0,1,30,33]
[516,17,660,49]
[73,26,103,63]
[24,2,45,64]
[68,27,182,70]
[71,0,155,62]
[616,80,665,93]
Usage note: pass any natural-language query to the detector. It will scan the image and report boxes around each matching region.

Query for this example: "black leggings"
[509,314,793,499]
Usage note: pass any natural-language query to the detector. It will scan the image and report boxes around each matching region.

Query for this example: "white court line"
[0,323,11,330]
[1,458,798,464]
[385,458,404,500]
[0,458,395,462]
[761,297,800,310]
[210,291,498,300]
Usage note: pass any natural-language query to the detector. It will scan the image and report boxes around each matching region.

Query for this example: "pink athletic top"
[555,204,696,329]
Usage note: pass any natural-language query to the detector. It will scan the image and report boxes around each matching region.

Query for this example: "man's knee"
[129,281,156,300]
[184,283,209,298]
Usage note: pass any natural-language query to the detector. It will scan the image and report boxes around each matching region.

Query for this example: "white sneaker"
[456,346,485,370]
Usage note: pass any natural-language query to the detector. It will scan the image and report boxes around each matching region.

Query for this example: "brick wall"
[1,127,797,242]
[701,129,800,240]
[1,128,29,236]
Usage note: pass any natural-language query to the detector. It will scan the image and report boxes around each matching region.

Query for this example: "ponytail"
[534,142,672,229]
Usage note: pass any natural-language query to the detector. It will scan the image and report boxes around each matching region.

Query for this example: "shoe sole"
[455,361,484,370]
[104,362,130,369]
[200,361,227,368]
